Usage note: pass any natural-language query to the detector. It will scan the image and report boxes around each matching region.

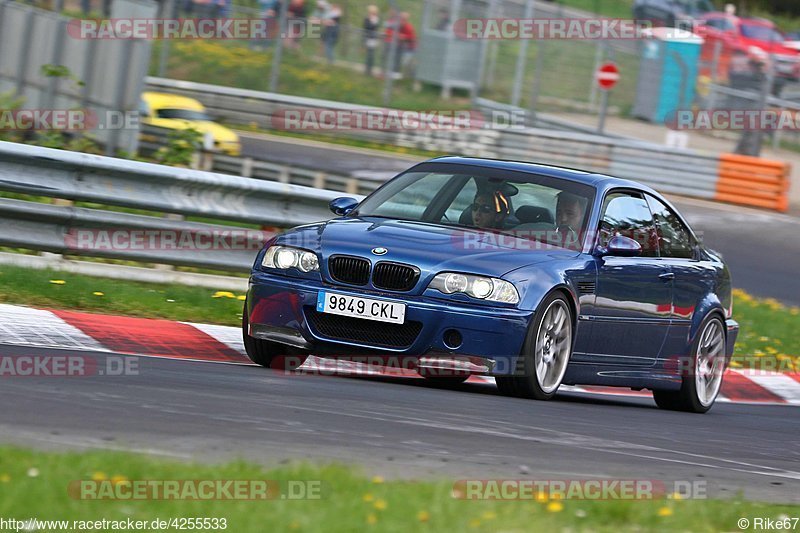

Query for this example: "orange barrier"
[715,154,791,212]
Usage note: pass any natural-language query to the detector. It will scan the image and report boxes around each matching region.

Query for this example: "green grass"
[0,265,246,325]
[0,265,797,371]
[730,288,800,372]
[155,40,472,112]
[0,446,797,532]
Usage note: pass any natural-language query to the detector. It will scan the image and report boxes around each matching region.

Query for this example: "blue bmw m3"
[244,157,739,413]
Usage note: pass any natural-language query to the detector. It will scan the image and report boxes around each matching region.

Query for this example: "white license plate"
[316,292,406,324]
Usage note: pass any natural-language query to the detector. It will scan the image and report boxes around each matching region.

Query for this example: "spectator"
[363,5,381,76]
[382,9,401,77]
[253,0,279,50]
[311,1,341,64]
[435,7,450,31]
[285,0,307,48]
[398,12,417,77]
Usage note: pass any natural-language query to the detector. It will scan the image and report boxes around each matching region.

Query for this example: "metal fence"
[0,0,155,154]
[0,140,353,271]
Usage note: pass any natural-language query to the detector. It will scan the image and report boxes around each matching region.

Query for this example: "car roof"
[421,156,660,197]
[141,92,206,111]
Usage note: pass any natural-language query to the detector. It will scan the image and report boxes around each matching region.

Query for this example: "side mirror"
[597,235,642,257]
[329,197,358,216]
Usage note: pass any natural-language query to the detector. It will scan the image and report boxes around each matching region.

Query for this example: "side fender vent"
[577,281,596,295]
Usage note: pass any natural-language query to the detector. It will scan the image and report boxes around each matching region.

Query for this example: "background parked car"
[785,30,800,52]
[694,13,800,89]
[139,92,241,156]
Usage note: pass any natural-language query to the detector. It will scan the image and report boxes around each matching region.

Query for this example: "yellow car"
[139,92,241,156]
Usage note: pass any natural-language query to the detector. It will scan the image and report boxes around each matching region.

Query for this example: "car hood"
[742,37,798,56]
[280,216,578,279]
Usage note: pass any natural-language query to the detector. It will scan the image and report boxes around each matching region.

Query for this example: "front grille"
[306,310,422,348]
[329,255,370,286]
[372,262,419,291]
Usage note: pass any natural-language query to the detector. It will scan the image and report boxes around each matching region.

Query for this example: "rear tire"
[242,303,307,369]
[653,315,727,413]
[498,292,574,400]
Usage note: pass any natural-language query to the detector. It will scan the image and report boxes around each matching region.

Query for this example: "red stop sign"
[596,62,620,90]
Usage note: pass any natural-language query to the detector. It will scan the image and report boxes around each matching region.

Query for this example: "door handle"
[659,272,675,281]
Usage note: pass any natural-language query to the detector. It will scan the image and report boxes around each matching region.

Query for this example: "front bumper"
[726,318,739,358]
[246,271,533,375]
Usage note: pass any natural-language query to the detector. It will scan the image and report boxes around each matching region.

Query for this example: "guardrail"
[143,77,792,211]
[0,140,361,272]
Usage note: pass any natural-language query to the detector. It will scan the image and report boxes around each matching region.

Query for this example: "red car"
[694,13,800,83]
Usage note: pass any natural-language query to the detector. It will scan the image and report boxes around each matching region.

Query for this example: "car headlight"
[429,272,520,304]
[262,245,319,273]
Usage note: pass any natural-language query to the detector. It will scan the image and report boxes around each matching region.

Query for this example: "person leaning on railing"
[363,5,381,76]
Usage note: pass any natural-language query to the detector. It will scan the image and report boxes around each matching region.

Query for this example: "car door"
[646,195,715,359]
[579,191,673,367]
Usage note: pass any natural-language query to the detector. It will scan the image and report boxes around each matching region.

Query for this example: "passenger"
[555,191,588,249]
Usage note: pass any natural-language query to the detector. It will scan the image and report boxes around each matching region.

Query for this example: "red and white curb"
[0,303,798,406]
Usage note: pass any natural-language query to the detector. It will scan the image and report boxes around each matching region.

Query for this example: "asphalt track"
[1,344,798,503]
[243,134,800,305]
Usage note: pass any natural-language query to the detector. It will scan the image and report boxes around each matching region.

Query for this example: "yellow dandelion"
[669,492,684,500]
[49,280,66,285]
[547,501,564,513]
[759,336,770,342]
[481,511,497,520]
[373,499,387,511]
[93,292,104,297]
[366,514,378,525]
[236,295,247,301]
[417,510,430,523]
[212,291,236,299]
[362,493,374,502]
[111,475,128,485]
[91,471,107,481]
[730,360,742,368]
[468,518,481,528]
[0,473,10,483]
[658,507,673,517]
[534,491,549,503]
[371,475,384,484]
[790,308,799,315]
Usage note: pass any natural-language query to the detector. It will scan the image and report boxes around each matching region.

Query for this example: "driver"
[471,190,511,230]
[554,191,588,249]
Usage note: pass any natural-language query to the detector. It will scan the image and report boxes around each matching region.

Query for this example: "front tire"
[242,303,307,369]
[653,315,727,413]
[497,293,573,400]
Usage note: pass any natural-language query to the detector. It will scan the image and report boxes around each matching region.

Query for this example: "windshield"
[741,24,784,43]
[155,108,212,121]
[355,166,596,249]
